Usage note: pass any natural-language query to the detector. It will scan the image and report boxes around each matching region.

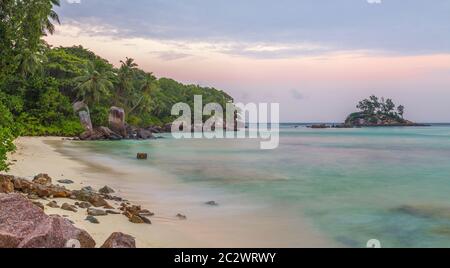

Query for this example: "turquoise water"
[75,125,450,248]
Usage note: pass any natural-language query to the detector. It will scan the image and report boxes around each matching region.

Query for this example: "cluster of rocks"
[73,102,242,141]
[79,124,169,141]
[308,124,330,129]
[0,173,155,227]
[0,193,135,248]
[120,204,153,224]
[74,104,169,141]
[4,173,72,199]
[307,124,353,129]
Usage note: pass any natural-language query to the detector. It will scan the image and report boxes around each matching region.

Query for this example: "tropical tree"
[356,95,405,119]
[74,62,114,105]
[384,99,396,115]
[397,105,405,118]
[42,0,61,35]
[15,43,48,77]
[357,98,376,115]
[114,57,139,105]
[128,72,157,115]
[0,0,60,83]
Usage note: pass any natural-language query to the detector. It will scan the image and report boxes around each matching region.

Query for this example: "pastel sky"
[46,0,450,122]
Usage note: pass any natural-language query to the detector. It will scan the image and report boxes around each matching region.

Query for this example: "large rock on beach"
[73,101,94,133]
[109,106,127,137]
[0,194,95,248]
[101,232,136,248]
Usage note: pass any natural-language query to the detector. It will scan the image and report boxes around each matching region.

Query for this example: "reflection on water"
[70,125,450,248]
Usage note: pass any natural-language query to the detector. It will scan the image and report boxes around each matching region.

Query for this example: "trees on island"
[356,95,405,119]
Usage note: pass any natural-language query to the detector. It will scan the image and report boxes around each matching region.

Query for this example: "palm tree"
[120,57,138,70]
[36,0,61,35]
[74,62,114,105]
[114,57,139,106]
[44,0,61,34]
[15,45,47,77]
[128,73,157,114]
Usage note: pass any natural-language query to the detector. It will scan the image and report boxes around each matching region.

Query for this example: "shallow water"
[70,124,450,248]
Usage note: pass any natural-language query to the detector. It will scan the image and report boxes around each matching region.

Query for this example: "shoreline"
[6,136,334,248]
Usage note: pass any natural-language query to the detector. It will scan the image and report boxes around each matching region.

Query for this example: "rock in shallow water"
[205,201,219,206]
[0,194,95,248]
[394,205,450,219]
[136,153,148,160]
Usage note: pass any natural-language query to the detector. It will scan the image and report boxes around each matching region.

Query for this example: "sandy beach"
[6,137,332,248]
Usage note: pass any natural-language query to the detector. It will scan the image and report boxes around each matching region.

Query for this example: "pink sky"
[46,24,450,122]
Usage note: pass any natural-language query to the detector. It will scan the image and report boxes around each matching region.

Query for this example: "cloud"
[220,42,333,59]
[55,0,450,57]
[52,21,339,60]
[290,89,305,100]
[149,51,192,61]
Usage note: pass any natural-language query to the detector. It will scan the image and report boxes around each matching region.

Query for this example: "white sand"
[6,137,334,248]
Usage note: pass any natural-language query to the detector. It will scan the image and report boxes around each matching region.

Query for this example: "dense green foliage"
[1,0,62,170]
[46,46,234,127]
[0,100,16,171]
[346,95,406,125]
[356,95,405,119]
[0,0,233,171]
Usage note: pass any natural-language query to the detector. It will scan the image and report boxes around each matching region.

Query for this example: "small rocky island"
[344,95,428,127]
[309,95,428,129]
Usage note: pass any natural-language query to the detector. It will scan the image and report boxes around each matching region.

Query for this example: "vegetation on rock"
[345,95,417,127]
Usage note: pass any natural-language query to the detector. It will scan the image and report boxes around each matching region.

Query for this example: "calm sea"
[69,124,450,248]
